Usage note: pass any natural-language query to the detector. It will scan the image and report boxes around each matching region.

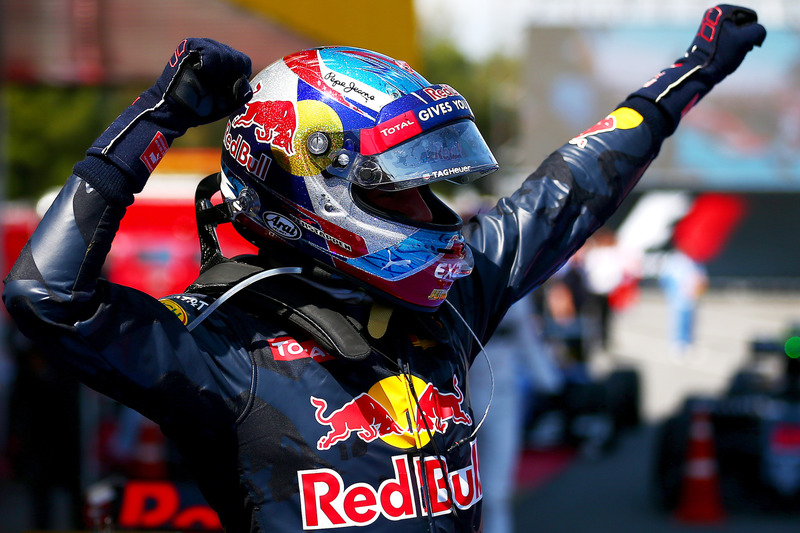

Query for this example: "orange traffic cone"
[675,404,725,524]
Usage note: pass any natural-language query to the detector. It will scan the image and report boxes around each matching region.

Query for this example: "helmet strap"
[195,173,234,273]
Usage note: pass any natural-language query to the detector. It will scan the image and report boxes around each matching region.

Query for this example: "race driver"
[3,5,765,532]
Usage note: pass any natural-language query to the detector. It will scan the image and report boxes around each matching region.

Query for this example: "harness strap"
[187,259,372,361]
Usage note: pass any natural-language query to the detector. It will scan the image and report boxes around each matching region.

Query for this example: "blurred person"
[659,249,709,359]
[6,325,82,529]
[538,255,593,384]
[470,296,562,533]
[535,257,614,456]
[0,324,14,478]
[1,6,764,531]
[582,228,642,351]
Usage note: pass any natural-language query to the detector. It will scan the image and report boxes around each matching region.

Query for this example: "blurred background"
[2,0,800,531]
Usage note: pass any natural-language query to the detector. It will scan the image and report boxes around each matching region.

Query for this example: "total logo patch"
[269,336,335,363]
[159,298,188,325]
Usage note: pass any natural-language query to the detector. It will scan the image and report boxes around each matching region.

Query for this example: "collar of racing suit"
[185,255,451,360]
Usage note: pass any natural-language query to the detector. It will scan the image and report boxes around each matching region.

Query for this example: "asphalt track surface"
[512,287,800,533]
[512,424,800,533]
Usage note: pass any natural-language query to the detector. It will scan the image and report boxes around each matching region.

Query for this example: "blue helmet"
[219,46,498,310]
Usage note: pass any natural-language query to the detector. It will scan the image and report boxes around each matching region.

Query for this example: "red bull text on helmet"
[219,46,497,311]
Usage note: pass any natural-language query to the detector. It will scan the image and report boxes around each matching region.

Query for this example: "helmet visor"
[330,120,498,190]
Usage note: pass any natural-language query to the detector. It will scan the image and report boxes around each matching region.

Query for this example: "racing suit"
[2,97,665,532]
[3,7,765,530]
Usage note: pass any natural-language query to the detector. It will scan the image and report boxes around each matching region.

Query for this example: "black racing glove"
[628,5,766,134]
[74,38,253,205]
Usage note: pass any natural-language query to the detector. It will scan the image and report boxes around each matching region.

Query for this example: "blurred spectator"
[470,295,562,533]
[0,324,14,479]
[582,228,642,351]
[658,249,708,359]
[96,401,171,481]
[537,255,593,384]
[6,325,82,529]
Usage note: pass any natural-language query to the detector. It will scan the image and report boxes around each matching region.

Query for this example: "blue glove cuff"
[73,85,190,205]
[628,59,709,135]
[628,5,765,135]
[73,38,252,206]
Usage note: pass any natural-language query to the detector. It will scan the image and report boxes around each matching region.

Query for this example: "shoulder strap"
[187,260,372,361]
[190,173,372,360]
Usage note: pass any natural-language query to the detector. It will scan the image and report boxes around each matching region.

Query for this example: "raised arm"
[2,40,252,414]
[462,5,766,325]
[4,38,251,331]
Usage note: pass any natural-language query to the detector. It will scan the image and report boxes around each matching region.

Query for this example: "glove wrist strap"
[72,86,193,206]
[627,58,712,135]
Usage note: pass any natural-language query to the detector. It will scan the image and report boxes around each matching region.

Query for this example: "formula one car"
[653,331,800,512]
[525,366,642,457]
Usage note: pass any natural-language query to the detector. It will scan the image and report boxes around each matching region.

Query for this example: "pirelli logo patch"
[159,298,188,325]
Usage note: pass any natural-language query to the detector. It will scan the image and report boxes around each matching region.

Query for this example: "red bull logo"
[230,83,298,156]
[310,375,472,451]
[223,122,272,181]
[414,377,472,433]
[569,107,644,149]
[311,394,407,450]
[423,84,460,101]
[298,442,482,528]
[569,115,617,149]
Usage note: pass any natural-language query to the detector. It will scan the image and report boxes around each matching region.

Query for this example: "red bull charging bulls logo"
[230,82,298,156]
[569,115,617,149]
[311,394,406,450]
[310,375,472,451]
[569,107,644,149]
[301,375,481,529]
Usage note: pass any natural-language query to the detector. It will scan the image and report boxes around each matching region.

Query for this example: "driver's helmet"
[219,46,498,311]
